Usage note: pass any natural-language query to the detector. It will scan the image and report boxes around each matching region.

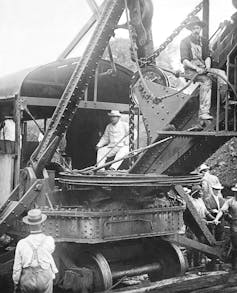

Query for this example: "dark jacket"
[180,35,210,65]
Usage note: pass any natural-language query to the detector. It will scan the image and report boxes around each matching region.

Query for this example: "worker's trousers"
[20,266,53,293]
[97,145,129,170]
[185,68,227,117]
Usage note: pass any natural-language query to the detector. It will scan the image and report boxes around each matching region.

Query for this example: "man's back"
[13,233,58,285]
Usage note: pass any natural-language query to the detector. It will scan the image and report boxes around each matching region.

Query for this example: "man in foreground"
[12,209,58,293]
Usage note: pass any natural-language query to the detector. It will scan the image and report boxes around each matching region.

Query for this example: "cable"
[124,0,159,103]
[207,70,237,100]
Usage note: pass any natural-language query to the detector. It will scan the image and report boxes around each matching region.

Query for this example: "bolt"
[35,184,42,191]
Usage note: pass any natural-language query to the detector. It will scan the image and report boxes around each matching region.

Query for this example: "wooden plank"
[22,97,129,111]
[191,284,225,293]
[156,130,237,137]
[112,271,229,293]
[223,287,237,293]
[175,185,217,245]
[163,234,221,258]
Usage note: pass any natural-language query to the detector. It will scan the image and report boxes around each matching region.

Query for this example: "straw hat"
[199,163,210,172]
[186,16,206,30]
[108,110,121,117]
[212,182,224,190]
[23,209,47,225]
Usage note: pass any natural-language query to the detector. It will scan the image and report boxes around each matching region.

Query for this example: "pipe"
[112,263,161,279]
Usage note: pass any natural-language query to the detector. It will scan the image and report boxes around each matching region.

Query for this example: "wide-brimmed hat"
[212,182,224,190]
[199,163,210,172]
[23,209,47,225]
[232,183,237,192]
[108,110,121,117]
[186,16,206,30]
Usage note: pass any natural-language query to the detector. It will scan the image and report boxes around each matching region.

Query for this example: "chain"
[140,1,203,66]
[129,86,136,166]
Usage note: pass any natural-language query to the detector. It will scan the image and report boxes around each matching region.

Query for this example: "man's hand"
[195,67,206,74]
[213,218,220,226]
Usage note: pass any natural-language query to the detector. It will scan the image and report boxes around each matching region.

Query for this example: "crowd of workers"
[185,163,237,270]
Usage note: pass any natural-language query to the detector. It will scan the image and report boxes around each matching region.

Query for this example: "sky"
[0,0,235,77]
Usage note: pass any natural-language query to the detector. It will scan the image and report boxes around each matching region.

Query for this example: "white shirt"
[202,172,221,198]
[97,120,130,148]
[0,119,15,141]
[12,232,58,284]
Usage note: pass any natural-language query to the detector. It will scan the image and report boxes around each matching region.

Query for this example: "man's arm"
[12,242,22,285]
[183,59,206,74]
[96,125,110,148]
[214,199,230,225]
[46,236,55,254]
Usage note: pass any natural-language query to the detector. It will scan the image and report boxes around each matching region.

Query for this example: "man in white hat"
[180,16,228,120]
[199,163,222,200]
[96,110,134,170]
[12,209,58,293]
[205,182,225,241]
[214,183,237,270]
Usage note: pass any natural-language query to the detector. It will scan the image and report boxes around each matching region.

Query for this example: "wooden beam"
[163,234,221,258]
[175,185,217,246]
[21,97,129,111]
[112,271,229,293]
[156,130,237,137]
[202,0,209,40]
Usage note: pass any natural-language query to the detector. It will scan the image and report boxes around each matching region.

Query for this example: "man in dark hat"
[180,16,227,120]
[12,209,58,292]
[214,183,237,270]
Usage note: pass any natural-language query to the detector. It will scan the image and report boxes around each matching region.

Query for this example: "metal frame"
[21,96,129,112]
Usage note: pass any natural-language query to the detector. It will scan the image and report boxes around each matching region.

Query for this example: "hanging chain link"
[140,1,203,66]
[129,86,136,166]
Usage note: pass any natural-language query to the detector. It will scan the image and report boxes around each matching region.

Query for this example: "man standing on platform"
[96,110,130,171]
